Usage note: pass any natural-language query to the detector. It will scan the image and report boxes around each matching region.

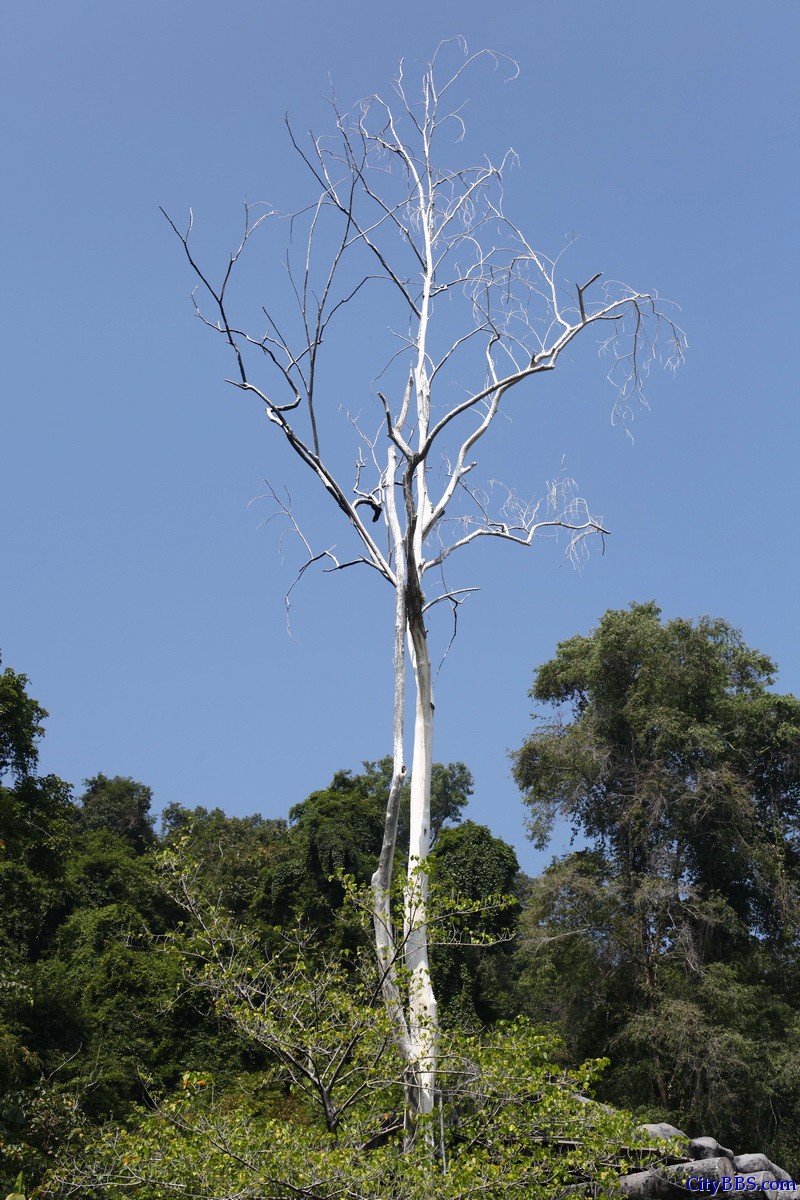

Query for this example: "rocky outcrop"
[617,1125,793,1196]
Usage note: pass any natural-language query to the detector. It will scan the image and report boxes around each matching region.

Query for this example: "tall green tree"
[77,774,157,855]
[0,657,76,1190]
[160,803,289,918]
[511,603,800,1163]
[0,658,47,781]
[0,657,74,960]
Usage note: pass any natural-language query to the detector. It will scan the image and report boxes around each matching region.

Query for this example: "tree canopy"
[4,610,800,1191]
[512,602,800,1161]
[0,658,48,782]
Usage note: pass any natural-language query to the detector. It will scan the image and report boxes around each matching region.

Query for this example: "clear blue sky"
[2,2,798,874]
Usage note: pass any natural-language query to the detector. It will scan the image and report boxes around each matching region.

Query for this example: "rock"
[617,1168,680,1199]
[640,1122,689,1143]
[666,1156,734,1185]
[734,1154,774,1173]
[734,1155,792,1181]
[616,1128,794,1198]
[748,1171,778,1187]
[690,1136,735,1161]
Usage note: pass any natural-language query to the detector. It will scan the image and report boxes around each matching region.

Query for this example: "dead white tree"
[163,39,684,1137]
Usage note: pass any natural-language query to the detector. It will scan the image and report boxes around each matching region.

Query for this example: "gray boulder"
[666,1156,733,1185]
[734,1154,792,1182]
[617,1168,681,1199]
[640,1122,688,1143]
[614,1122,793,1198]
[690,1136,735,1161]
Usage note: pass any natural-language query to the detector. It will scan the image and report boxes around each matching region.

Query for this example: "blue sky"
[2,2,798,874]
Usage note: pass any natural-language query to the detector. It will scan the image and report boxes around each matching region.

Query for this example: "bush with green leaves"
[46,883,662,1200]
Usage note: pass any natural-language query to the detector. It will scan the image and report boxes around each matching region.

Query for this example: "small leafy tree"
[163,41,684,1123]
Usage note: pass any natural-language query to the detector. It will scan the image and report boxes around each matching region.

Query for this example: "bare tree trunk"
[370,445,412,1066]
[405,611,437,1120]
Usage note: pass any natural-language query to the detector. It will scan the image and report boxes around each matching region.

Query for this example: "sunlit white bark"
[164,34,685,1137]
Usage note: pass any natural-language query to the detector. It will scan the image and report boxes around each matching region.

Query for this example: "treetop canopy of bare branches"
[162,36,685,601]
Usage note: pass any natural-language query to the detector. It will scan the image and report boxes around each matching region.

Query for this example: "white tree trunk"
[370,447,413,1067]
[404,614,437,1117]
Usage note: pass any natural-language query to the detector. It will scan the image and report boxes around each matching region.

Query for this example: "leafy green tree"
[511,603,800,1163]
[0,659,74,961]
[280,768,388,925]
[0,657,77,1191]
[0,663,248,1191]
[0,655,74,960]
[160,803,289,918]
[0,659,48,782]
[50,1028,653,1200]
[77,775,156,855]
[0,775,74,957]
[429,821,520,1027]
[250,760,473,939]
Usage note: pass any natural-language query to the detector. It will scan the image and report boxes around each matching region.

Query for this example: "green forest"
[3,602,800,1198]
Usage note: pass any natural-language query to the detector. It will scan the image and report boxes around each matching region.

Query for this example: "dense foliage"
[2,606,800,1195]
[46,856,650,1199]
[0,659,520,1194]
[512,602,800,1168]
